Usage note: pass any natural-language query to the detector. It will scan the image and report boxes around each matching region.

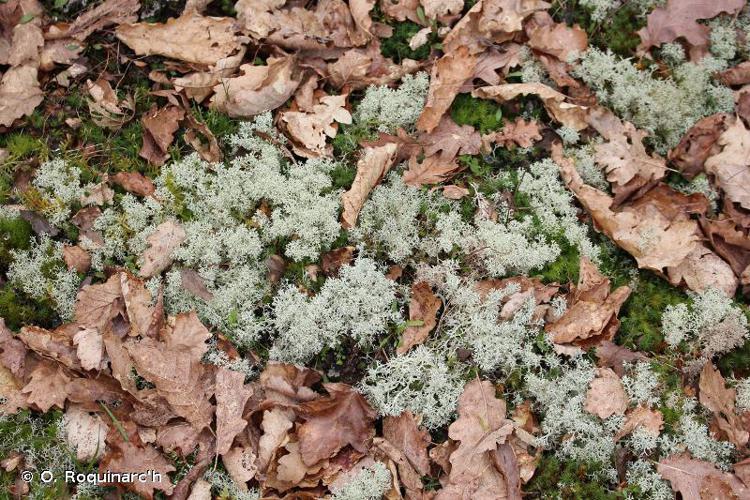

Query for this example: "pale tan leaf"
[138,219,187,278]
[584,367,628,419]
[0,65,43,127]
[341,143,398,228]
[398,281,442,355]
[64,404,107,461]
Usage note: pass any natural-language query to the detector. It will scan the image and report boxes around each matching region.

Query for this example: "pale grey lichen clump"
[354,72,429,132]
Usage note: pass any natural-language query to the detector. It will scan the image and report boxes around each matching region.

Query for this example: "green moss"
[591,5,645,57]
[380,21,433,62]
[0,287,58,331]
[718,338,750,378]
[0,216,33,271]
[332,123,377,161]
[526,456,622,499]
[450,94,504,134]
[537,240,580,284]
[617,274,686,353]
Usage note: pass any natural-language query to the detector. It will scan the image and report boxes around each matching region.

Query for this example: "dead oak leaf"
[297,383,377,466]
[48,0,140,42]
[215,367,253,456]
[637,0,745,60]
[704,116,750,211]
[62,244,91,273]
[341,142,398,228]
[482,117,542,149]
[281,94,352,157]
[473,82,589,131]
[668,113,730,180]
[64,404,107,461]
[138,219,186,278]
[257,407,294,472]
[327,43,420,90]
[0,65,43,127]
[73,327,104,371]
[398,281,442,355]
[417,45,478,133]
[403,152,462,187]
[699,362,748,448]
[658,454,748,499]
[584,367,628,419]
[139,105,185,166]
[210,56,301,118]
[615,405,663,441]
[419,115,481,160]
[110,171,155,197]
[21,362,70,412]
[525,11,588,61]
[383,411,431,476]
[85,78,134,129]
[116,13,241,65]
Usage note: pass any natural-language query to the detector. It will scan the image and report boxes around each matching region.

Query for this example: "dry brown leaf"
[438,379,514,499]
[668,113,730,180]
[584,367,628,419]
[138,219,187,278]
[422,0,463,20]
[525,11,588,61]
[139,105,185,166]
[482,117,542,149]
[545,256,630,346]
[215,367,254,456]
[17,325,81,370]
[73,327,104,371]
[556,149,737,295]
[718,61,750,86]
[595,340,648,377]
[21,362,69,412]
[417,46,478,133]
[0,319,26,380]
[374,437,424,494]
[62,244,91,273]
[704,116,750,210]
[183,110,222,162]
[588,109,667,205]
[64,404,108,461]
[341,142,398,228]
[419,115,481,160]
[222,444,258,488]
[80,179,115,207]
[116,13,241,65]
[699,362,749,448]
[327,43,420,90]
[85,78,134,129]
[615,405,663,441]
[297,383,377,466]
[473,82,589,130]
[380,0,421,23]
[100,422,176,497]
[658,454,749,499]
[0,65,43,127]
[403,152,462,186]
[383,411,431,476]
[259,361,321,405]
[398,281,442,355]
[281,94,352,157]
[257,407,294,472]
[210,56,301,118]
[110,171,155,197]
[321,246,355,276]
[49,0,139,42]
[637,0,745,60]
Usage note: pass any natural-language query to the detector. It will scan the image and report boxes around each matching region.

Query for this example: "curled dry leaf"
[215,367,254,456]
[139,105,185,166]
[546,256,630,347]
[637,0,745,60]
[668,113,730,180]
[704,116,750,211]
[584,367,628,419]
[85,78,135,129]
[595,340,648,377]
[403,152,462,187]
[297,383,377,466]
[138,219,187,278]
[615,406,663,441]
[281,94,352,157]
[398,281,442,355]
[417,45,478,133]
[382,411,431,476]
[341,142,398,228]
[327,43,420,90]
[210,56,301,118]
[699,362,748,448]
[21,362,70,412]
[718,61,750,86]
[556,147,737,295]
[473,82,589,130]
[116,13,241,65]
[437,379,515,499]
[110,171,156,197]
[62,244,91,273]
[48,0,140,42]
[419,115,481,160]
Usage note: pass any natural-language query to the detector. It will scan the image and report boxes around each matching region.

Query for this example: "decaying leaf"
[704,116,750,211]
[482,117,542,149]
[584,367,628,419]
[699,362,748,448]
[615,405,663,441]
[0,66,43,127]
[668,113,730,179]
[658,454,749,499]
[403,152,462,186]
[85,78,135,129]
[21,362,70,412]
[525,11,588,61]
[341,143,398,228]
[473,82,589,130]
[398,281,442,355]
[637,0,745,60]
[49,0,140,42]
[116,13,241,65]
[110,171,156,197]
[419,115,481,160]
[210,56,301,118]
[138,219,187,278]
[382,411,431,476]
[64,404,108,461]
[546,256,630,347]
[139,105,185,166]
[62,244,91,273]
[281,94,352,157]
[215,367,253,456]
[297,383,377,466]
